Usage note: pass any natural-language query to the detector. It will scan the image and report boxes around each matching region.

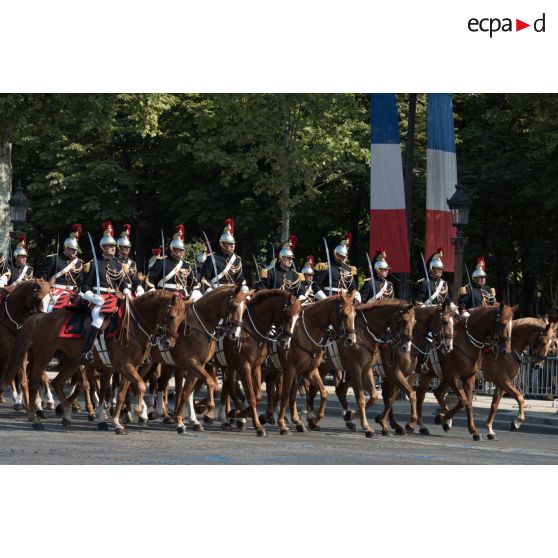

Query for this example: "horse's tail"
[0,314,43,390]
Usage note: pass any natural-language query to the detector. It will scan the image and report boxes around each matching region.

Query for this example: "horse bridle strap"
[190,301,219,341]
[3,297,24,330]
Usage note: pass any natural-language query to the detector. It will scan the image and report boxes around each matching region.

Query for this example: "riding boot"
[80,325,100,364]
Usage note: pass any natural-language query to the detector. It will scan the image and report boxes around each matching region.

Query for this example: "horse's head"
[495,302,516,355]
[10,279,52,316]
[155,293,186,350]
[277,294,302,351]
[388,303,416,353]
[429,301,455,354]
[224,284,252,342]
[335,290,357,347]
[530,321,558,366]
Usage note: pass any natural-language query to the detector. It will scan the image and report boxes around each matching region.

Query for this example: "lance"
[252,254,261,282]
[86,232,101,295]
[322,237,333,296]
[420,252,432,301]
[203,230,219,288]
[365,251,377,299]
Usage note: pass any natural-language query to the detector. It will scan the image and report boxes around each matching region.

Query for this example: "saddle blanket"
[59,304,124,339]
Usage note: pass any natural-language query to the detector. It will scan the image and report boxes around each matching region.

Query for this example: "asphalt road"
[1,394,557,465]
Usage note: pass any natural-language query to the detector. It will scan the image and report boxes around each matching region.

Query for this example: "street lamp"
[447,183,472,300]
[9,180,30,234]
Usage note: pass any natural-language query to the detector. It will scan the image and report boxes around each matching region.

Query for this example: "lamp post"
[447,183,471,301]
[9,180,30,236]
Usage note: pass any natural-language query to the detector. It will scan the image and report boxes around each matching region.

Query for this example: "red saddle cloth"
[59,303,124,339]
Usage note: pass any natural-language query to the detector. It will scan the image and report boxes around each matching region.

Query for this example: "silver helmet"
[117,224,132,248]
[301,255,315,275]
[170,224,185,251]
[64,223,81,251]
[279,234,297,259]
[372,248,390,270]
[334,232,352,259]
[428,248,444,270]
[471,256,487,279]
[99,221,117,247]
[196,250,207,264]
[219,218,236,245]
[13,235,28,257]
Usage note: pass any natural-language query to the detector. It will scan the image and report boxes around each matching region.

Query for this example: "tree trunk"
[0,141,13,256]
[279,117,290,243]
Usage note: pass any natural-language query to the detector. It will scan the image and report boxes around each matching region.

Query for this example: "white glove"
[461,310,471,318]
[315,290,327,300]
[92,294,105,306]
[148,287,156,292]
[190,289,202,301]
[354,291,362,303]
[0,276,8,288]
[123,288,132,298]
[241,285,249,293]
[82,290,95,302]
[136,286,145,297]
[298,294,307,301]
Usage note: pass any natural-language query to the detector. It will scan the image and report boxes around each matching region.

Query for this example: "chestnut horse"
[3,291,185,433]
[415,302,516,441]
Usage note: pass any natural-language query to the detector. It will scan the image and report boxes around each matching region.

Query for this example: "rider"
[458,256,497,316]
[147,224,201,300]
[39,224,84,311]
[315,232,360,302]
[0,235,34,287]
[79,221,133,364]
[144,248,161,291]
[360,248,395,302]
[298,255,327,304]
[256,234,302,296]
[116,224,144,297]
[201,218,248,291]
[414,247,450,306]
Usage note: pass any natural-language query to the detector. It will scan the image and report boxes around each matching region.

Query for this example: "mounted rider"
[144,248,161,291]
[79,221,133,364]
[298,255,326,304]
[39,223,84,311]
[458,256,497,316]
[0,235,34,288]
[256,234,302,297]
[360,248,395,302]
[201,218,248,291]
[147,224,201,300]
[116,224,144,297]
[315,232,360,302]
[414,247,450,305]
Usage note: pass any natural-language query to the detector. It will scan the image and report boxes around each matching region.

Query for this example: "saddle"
[59,303,124,339]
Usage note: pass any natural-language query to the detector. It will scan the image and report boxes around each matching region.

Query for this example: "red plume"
[152,247,161,256]
[307,255,315,266]
[175,224,185,239]
[18,234,27,245]
[72,224,81,238]
[375,247,385,255]
[102,221,113,233]
[224,218,235,235]
[476,256,485,270]
[344,232,352,246]
[436,246,443,253]
[123,224,131,232]
[289,234,298,250]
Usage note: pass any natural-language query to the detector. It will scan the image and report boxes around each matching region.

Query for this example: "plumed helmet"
[117,224,132,248]
[279,234,297,259]
[372,247,390,270]
[13,235,28,257]
[196,248,208,264]
[64,223,81,251]
[334,232,352,258]
[148,247,161,269]
[170,224,185,251]
[219,218,236,245]
[99,221,117,247]
[428,247,444,270]
[301,255,315,275]
[471,256,487,279]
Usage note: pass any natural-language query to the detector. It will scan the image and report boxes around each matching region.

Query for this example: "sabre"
[252,254,261,282]
[322,237,333,296]
[271,243,275,266]
[365,251,377,299]
[465,264,473,303]
[161,229,166,291]
[86,232,101,295]
[420,252,432,301]
[203,230,219,288]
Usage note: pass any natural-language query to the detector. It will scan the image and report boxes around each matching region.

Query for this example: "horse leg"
[12,376,24,411]
[335,374,355,422]
[464,374,482,441]
[499,379,526,432]
[278,362,297,435]
[396,372,418,434]
[27,361,45,430]
[435,377,467,432]
[415,371,436,435]
[486,386,504,440]
[112,377,131,434]
[50,357,79,428]
[349,368,376,438]
[364,367,379,411]
[433,379,452,431]
[237,361,265,437]
[40,371,56,410]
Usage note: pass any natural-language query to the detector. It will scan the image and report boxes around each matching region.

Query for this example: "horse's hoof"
[394,425,406,436]
[365,430,378,439]
[374,414,381,424]
[473,433,482,441]
[296,423,306,433]
[267,416,276,425]
[434,414,443,425]
[343,410,353,422]
[193,423,204,432]
[236,420,247,431]
[14,403,24,412]
[381,429,391,437]
[487,433,498,441]
[148,411,157,421]
[88,414,96,422]
[256,429,267,437]
[405,424,415,434]
[163,417,174,425]
[258,414,267,425]
[97,422,109,431]
[36,410,47,419]
[138,417,148,426]
[419,427,430,436]
[61,418,71,429]
[221,422,233,431]
[115,427,127,435]
[442,423,451,433]
[55,403,64,417]
[279,428,291,435]
[203,415,214,425]
[177,426,187,435]
[510,421,519,432]
[346,421,357,432]
[307,418,320,431]
[31,422,45,431]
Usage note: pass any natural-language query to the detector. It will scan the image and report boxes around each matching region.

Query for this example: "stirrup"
[80,351,94,365]
[420,362,429,373]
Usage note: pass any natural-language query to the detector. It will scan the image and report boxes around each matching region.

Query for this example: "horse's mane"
[135,290,175,301]
[357,298,407,311]
[513,317,546,329]
[250,289,290,304]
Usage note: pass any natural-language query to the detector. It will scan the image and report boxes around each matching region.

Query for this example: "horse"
[0,279,52,409]
[2,291,186,433]
[375,303,454,436]
[415,302,516,441]
[276,290,357,435]
[215,289,302,436]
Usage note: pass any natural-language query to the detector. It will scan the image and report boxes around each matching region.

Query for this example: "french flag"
[425,94,457,272]
[370,94,410,273]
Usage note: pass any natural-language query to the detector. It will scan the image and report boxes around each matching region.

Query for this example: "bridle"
[429,309,454,353]
[128,295,180,346]
[464,309,511,353]
[2,283,44,331]
[300,300,356,348]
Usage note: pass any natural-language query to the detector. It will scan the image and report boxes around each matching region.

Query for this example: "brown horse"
[376,303,454,436]
[277,291,357,435]
[481,318,556,439]
[415,302,516,441]
[2,291,185,433]
[216,289,302,436]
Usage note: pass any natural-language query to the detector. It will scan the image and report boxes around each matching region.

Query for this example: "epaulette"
[137,272,145,282]
[416,278,424,284]
[460,286,468,295]
[363,277,371,283]
[298,272,305,281]
[121,263,129,275]
[83,260,92,273]
[260,268,268,279]
[45,252,57,258]
[315,262,328,271]
[350,266,357,275]
[490,288,496,296]
[201,277,211,287]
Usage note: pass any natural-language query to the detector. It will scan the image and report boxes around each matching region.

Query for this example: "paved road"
[1,394,557,464]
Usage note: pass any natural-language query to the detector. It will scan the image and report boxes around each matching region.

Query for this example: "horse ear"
[511,304,519,313]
